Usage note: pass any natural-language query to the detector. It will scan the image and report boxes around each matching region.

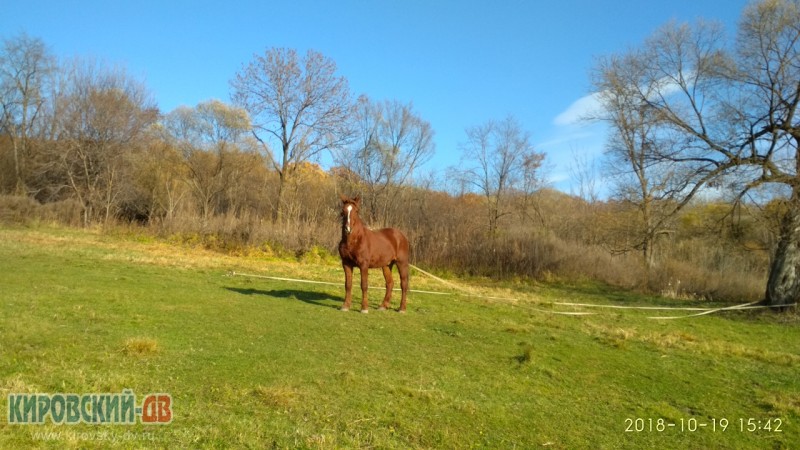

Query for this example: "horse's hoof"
[378,306,388,311]
[340,307,350,312]
[397,309,406,314]
[360,309,369,314]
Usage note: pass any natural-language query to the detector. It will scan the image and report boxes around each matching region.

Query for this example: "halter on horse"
[338,195,410,313]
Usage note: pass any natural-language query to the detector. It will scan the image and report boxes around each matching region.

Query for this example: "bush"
[0,195,82,226]
[652,259,763,302]
[153,212,340,259]
[0,195,40,223]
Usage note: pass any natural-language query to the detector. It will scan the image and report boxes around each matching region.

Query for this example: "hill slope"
[0,226,797,448]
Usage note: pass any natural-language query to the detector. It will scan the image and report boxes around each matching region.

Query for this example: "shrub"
[0,195,40,224]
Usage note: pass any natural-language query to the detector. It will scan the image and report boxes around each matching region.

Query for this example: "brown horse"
[338,195,410,313]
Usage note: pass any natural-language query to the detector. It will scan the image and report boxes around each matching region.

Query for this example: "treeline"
[0,31,777,303]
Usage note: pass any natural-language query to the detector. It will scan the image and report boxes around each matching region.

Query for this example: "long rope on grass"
[647,301,759,320]
[408,264,474,295]
[553,301,712,311]
[647,301,797,320]
[406,264,599,316]
[410,265,724,312]
[227,269,797,319]
[228,269,596,316]
[408,266,800,318]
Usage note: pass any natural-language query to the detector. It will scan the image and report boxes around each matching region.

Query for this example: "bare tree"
[335,96,435,224]
[0,33,56,194]
[55,59,157,225]
[231,48,352,222]
[569,150,599,204]
[596,0,800,307]
[460,116,544,238]
[162,100,254,221]
[333,95,380,200]
[593,52,687,276]
[129,138,189,223]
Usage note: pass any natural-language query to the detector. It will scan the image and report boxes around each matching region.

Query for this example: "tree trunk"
[642,235,655,289]
[274,169,286,223]
[765,191,800,307]
[641,194,655,287]
[12,139,25,195]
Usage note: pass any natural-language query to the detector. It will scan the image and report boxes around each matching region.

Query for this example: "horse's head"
[340,195,361,235]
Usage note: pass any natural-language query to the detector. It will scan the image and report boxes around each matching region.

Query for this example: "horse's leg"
[341,263,353,311]
[398,261,410,313]
[379,264,394,310]
[359,265,370,313]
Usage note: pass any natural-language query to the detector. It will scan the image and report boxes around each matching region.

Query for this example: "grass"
[0,224,798,448]
[122,337,160,356]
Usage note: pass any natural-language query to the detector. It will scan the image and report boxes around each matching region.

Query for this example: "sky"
[2,0,752,194]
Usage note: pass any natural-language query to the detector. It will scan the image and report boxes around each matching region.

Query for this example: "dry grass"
[582,322,800,366]
[122,336,159,356]
[640,330,698,349]
[584,322,637,348]
[654,256,765,302]
[0,374,39,395]
[253,385,299,410]
[759,391,800,415]
[393,385,447,403]
[642,331,799,366]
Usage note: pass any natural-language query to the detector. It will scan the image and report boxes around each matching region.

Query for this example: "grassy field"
[1,225,798,449]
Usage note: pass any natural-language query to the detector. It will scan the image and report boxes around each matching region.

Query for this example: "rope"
[227,269,797,319]
[409,264,597,315]
[554,301,712,311]
[412,264,601,316]
[408,264,469,294]
[408,265,799,319]
[647,301,796,320]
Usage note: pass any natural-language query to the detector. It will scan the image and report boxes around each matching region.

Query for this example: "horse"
[337,195,410,313]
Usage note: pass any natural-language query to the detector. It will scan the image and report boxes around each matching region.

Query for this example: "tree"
[0,33,56,194]
[597,0,800,307]
[55,59,157,225]
[231,48,352,222]
[459,116,544,238]
[569,150,599,204]
[593,52,686,276]
[335,96,435,224]
[163,100,254,221]
[128,138,188,223]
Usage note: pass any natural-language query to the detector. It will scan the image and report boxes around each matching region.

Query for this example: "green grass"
[0,225,798,448]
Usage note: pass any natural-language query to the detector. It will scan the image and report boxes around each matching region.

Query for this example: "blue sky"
[3,0,751,194]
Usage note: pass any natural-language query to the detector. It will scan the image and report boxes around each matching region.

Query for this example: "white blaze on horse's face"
[345,204,353,234]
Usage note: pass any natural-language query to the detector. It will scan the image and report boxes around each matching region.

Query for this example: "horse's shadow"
[224,287,341,309]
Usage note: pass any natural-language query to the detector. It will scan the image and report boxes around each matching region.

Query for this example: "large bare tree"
[593,52,687,277]
[459,116,544,238]
[594,0,800,307]
[335,96,435,225]
[0,33,56,194]
[163,100,254,221]
[231,48,352,222]
[55,59,157,225]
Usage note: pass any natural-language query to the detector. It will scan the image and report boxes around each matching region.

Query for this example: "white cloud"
[553,92,604,126]
[553,72,690,127]
[536,131,596,150]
